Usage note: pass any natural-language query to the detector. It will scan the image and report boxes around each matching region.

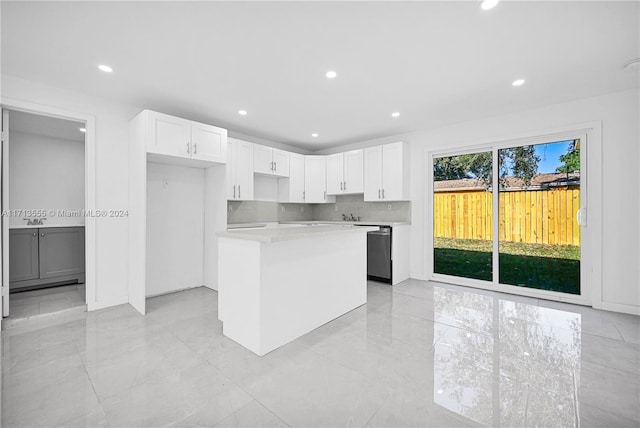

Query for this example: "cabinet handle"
[382,188,385,199]
[378,189,381,199]
[340,181,343,191]
[40,233,45,237]
[186,142,190,154]
[193,144,197,155]
[271,161,274,171]
[238,185,241,199]
[324,191,326,200]
[303,191,305,200]
[344,181,346,191]
[274,161,277,171]
[32,232,37,237]
[233,184,236,199]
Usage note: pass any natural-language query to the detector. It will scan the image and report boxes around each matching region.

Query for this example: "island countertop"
[217,224,378,243]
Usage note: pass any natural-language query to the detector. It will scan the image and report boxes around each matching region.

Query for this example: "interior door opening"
[2,109,87,324]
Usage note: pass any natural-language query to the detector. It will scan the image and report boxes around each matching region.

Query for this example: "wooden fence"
[433,187,580,246]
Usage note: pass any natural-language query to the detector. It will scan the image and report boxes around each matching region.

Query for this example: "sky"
[534,140,573,173]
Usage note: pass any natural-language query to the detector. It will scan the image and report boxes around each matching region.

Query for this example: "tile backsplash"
[227,200,315,224]
[313,194,411,222]
[227,194,411,224]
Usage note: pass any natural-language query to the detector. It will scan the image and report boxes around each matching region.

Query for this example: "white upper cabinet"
[278,153,305,203]
[227,138,254,201]
[364,142,410,201]
[191,122,227,163]
[253,144,290,177]
[145,110,227,166]
[304,156,335,204]
[327,150,364,195]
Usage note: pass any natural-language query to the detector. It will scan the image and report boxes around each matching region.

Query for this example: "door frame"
[425,121,602,307]
[1,97,97,316]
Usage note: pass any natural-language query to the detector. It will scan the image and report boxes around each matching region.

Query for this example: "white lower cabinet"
[227,138,254,200]
[304,156,335,203]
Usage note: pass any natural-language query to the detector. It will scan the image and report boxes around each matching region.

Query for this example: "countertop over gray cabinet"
[9,226,85,291]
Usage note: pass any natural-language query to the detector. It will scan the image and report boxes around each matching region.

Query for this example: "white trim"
[88,295,128,312]
[601,301,640,316]
[0,97,98,312]
[425,121,602,309]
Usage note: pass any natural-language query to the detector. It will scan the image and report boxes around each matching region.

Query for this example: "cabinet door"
[235,140,254,200]
[304,156,330,203]
[326,153,344,195]
[289,153,306,202]
[272,149,290,177]
[227,139,239,200]
[9,229,39,282]
[191,122,227,163]
[364,146,383,201]
[343,149,364,194]
[382,142,404,200]
[38,227,85,279]
[253,144,273,175]
[147,111,191,158]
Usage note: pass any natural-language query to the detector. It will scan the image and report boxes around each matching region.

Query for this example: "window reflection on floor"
[432,287,581,426]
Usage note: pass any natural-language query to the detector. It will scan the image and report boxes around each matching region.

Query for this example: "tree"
[556,140,580,173]
[434,146,540,188]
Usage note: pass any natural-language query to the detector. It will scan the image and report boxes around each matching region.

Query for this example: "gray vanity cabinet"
[9,227,85,290]
[9,229,40,282]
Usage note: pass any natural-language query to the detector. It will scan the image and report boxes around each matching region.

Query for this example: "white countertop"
[9,224,85,229]
[279,220,411,227]
[218,224,378,243]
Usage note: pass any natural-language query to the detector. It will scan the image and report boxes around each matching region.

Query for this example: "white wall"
[316,88,640,315]
[2,75,139,309]
[146,162,204,296]
[9,131,85,227]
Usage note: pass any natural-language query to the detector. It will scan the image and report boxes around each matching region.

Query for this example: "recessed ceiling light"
[311,133,319,138]
[325,70,337,79]
[97,64,113,73]
[512,79,525,87]
[79,127,86,133]
[238,110,248,116]
[391,112,400,118]
[480,0,499,10]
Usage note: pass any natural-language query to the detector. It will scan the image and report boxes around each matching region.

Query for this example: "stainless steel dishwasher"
[367,226,392,283]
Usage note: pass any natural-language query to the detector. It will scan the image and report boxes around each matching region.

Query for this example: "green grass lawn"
[434,238,580,295]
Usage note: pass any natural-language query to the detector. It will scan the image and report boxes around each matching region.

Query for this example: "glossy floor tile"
[2,281,639,427]
[7,284,86,321]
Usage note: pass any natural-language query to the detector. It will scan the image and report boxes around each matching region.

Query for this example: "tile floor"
[8,284,86,320]
[1,280,639,427]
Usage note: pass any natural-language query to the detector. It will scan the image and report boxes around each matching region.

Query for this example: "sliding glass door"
[431,136,585,302]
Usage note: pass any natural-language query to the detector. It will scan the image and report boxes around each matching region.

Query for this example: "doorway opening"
[2,109,88,327]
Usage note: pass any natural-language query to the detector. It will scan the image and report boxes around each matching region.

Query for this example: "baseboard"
[600,301,640,316]
[88,295,128,311]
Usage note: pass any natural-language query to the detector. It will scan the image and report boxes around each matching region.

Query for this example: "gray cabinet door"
[9,229,40,282]
[38,227,85,279]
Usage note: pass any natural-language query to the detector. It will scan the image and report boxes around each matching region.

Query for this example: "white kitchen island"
[217,224,377,356]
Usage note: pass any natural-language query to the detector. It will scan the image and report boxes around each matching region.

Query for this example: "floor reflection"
[432,286,581,427]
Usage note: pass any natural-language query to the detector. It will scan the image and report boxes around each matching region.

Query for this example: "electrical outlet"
[300,206,304,212]
[281,206,285,213]
[334,205,338,212]
[387,204,392,211]
[162,179,169,189]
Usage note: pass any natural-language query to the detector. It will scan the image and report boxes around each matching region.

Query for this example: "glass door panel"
[433,152,493,281]
[498,140,581,294]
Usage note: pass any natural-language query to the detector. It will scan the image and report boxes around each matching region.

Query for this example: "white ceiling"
[1,1,638,151]
[8,110,85,143]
